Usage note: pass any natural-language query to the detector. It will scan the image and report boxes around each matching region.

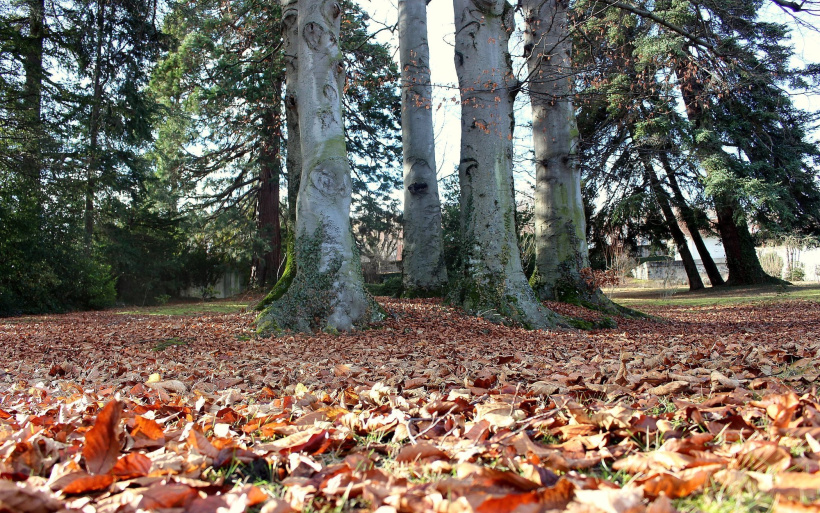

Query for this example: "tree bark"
[257,0,300,309]
[86,0,106,244]
[523,0,616,310]
[715,199,780,285]
[22,0,44,188]
[452,0,559,328]
[643,158,704,291]
[258,0,381,333]
[658,152,726,286]
[398,0,448,297]
[253,95,283,289]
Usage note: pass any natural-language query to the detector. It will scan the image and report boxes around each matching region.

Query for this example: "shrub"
[786,261,805,282]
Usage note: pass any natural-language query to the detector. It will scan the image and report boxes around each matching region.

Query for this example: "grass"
[674,484,775,513]
[610,282,820,308]
[151,337,188,351]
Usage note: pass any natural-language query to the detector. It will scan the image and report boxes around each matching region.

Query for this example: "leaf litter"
[0,297,818,512]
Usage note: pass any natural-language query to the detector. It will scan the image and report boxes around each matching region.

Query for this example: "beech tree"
[398,0,447,298]
[522,0,634,310]
[257,0,381,333]
[522,0,587,302]
[451,0,560,328]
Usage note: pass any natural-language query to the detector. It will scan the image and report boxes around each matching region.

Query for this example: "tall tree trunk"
[715,200,778,285]
[452,0,559,328]
[257,0,300,310]
[253,94,283,289]
[658,152,725,286]
[675,64,776,285]
[22,0,44,188]
[398,0,447,297]
[523,0,616,310]
[643,158,704,291]
[86,0,106,245]
[258,0,380,333]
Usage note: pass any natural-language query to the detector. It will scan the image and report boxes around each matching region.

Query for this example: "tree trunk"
[675,64,775,285]
[86,0,106,244]
[658,152,725,286]
[257,0,300,310]
[715,199,780,285]
[452,0,559,329]
[523,0,616,310]
[22,0,44,188]
[253,96,283,289]
[643,158,704,291]
[258,0,381,333]
[398,0,447,297]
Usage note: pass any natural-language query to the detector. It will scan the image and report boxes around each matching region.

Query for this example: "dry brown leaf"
[0,480,64,513]
[395,442,449,463]
[83,400,123,475]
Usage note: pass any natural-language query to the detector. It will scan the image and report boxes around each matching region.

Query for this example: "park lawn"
[0,287,818,512]
[610,281,820,308]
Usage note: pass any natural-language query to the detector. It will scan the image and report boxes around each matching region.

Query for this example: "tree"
[523,0,638,309]
[522,0,588,303]
[257,0,381,333]
[151,0,286,289]
[267,0,302,301]
[451,0,560,328]
[398,0,447,298]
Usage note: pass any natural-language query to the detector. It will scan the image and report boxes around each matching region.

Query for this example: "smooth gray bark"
[523,0,590,301]
[452,0,559,328]
[258,0,380,333]
[398,0,447,297]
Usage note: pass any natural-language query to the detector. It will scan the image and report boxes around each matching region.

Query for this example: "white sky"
[359,1,820,205]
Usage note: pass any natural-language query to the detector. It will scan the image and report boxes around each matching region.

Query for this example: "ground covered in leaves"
[1,289,819,512]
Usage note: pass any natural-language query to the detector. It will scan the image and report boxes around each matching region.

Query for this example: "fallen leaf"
[83,400,123,475]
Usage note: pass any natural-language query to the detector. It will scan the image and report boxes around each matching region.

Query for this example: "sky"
[359,0,820,204]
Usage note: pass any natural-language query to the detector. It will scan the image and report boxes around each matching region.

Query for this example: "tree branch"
[594,0,717,52]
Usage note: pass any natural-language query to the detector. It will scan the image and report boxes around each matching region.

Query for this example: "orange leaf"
[83,400,123,475]
[61,473,115,494]
[187,429,220,459]
[111,453,152,479]
[138,483,199,510]
[639,470,710,499]
[131,416,165,449]
[395,442,449,463]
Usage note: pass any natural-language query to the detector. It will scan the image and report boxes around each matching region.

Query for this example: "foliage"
[2,295,820,509]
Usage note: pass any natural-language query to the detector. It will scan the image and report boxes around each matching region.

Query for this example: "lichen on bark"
[523,0,636,317]
[257,225,381,334]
